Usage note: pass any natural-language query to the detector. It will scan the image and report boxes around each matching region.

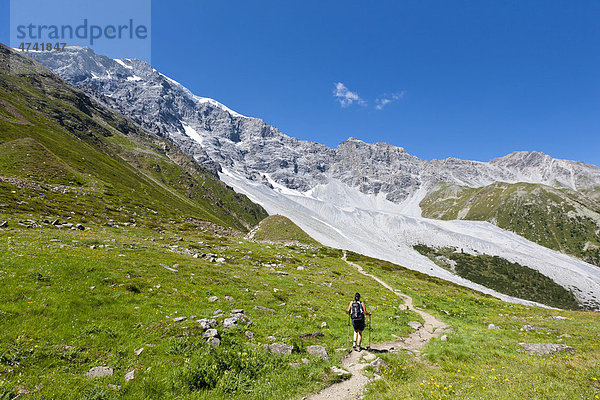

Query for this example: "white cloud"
[375,91,405,110]
[333,82,365,107]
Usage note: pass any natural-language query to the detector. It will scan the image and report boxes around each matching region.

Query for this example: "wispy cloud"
[333,82,365,108]
[375,91,405,110]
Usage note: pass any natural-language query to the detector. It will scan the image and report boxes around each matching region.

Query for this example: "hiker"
[347,292,370,351]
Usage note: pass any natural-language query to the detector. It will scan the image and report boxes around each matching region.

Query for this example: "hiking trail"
[305,251,451,400]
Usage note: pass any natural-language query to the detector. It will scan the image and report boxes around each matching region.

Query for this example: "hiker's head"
[355,293,361,301]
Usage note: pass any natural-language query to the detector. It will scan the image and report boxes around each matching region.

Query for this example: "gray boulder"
[269,343,293,355]
[86,366,113,379]
[408,321,422,330]
[370,357,388,374]
[208,296,218,302]
[306,345,329,360]
[203,329,220,339]
[223,317,237,329]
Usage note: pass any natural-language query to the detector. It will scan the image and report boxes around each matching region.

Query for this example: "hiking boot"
[357,346,362,352]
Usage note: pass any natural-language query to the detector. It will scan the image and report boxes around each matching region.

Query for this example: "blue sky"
[2,1,599,165]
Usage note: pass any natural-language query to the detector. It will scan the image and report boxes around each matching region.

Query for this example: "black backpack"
[350,300,364,320]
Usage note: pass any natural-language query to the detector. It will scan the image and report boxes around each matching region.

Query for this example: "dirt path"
[305,252,451,400]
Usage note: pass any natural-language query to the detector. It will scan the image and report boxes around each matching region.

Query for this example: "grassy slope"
[420,182,600,266]
[0,225,418,399]
[344,252,600,400]
[0,43,267,232]
[252,215,321,246]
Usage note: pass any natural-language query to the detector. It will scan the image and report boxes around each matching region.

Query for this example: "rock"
[306,345,329,360]
[208,296,218,302]
[203,329,220,339]
[107,384,122,390]
[225,295,234,301]
[76,223,85,230]
[197,318,216,330]
[440,335,448,341]
[408,321,422,330]
[518,343,575,355]
[223,317,237,329]
[213,309,223,315]
[521,324,536,331]
[231,309,244,314]
[85,366,113,379]
[330,366,349,376]
[172,316,187,322]
[289,362,302,368]
[302,358,310,364]
[215,258,226,263]
[559,334,572,338]
[398,304,407,311]
[488,324,500,330]
[134,348,144,356]
[549,316,568,320]
[370,357,389,374]
[297,266,305,271]
[124,369,135,382]
[363,353,376,362]
[266,335,276,341]
[444,328,456,334]
[208,337,221,348]
[254,306,275,313]
[51,219,60,226]
[161,263,178,272]
[269,343,293,355]
[320,321,327,328]
[0,221,7,228]
[245,330,254,340]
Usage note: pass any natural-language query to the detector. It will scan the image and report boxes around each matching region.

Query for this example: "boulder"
[223,317,237,329]
[85,366,113,379]
[197,318,216,330]
[306,345,329,360]
[548,316,568,321]
[225,295,235,301]
[172,316,187,322]
[440,335,448,341]
[488,324,500,330]
[518,343,575,355]
[208,296,218,302]
[203,329,220,339]
[231,309,244,314]
[370,357,388,374]
[124,370,135,382]
[76,223,85,230]
[208,337,221,348]
[408,321,422,330]
[245,330,254,340]
[269,343,293,355]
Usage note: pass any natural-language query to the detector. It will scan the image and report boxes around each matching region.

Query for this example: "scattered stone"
[213,309,223,315]
[124,370,135,382]
[107,384,122,391]
[559,334,572,338]
[197,318,216,330]
[245,330,254,340]
[254,306,275,313]
[488,324,500,330]
[269,343,293,355]
[306,345,329,360]
[225,295,234,301]
[321,321,328,328]
[521,325,537,331]
[444,328,456,334]
[398,304,407,311]
[231,309,244,314]
[549,316,568,320]
[408,321,422,330]
[440,335,448,341]
[134,348,144,356]
[266,335,276,342]
[215,258,226,263]
[330,366,350,376]
[289,362,302,368]
[518,343,575,355]
[203,329,220,339]
[75,223,85,231]
[322,282,332,288]
[370,357,389,374]
[86,366,113,379]
[223,317,237,329]
[363,353,377,362]
[297,266,305,271]
[208,296,218,302]
[161,264,178,272]
[0,221,7,228]
[208,337,221,348]
[172,316,187,323]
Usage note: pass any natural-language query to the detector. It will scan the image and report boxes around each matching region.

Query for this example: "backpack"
[350,300,364,321]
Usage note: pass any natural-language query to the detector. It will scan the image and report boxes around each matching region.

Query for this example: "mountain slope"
[1,44,267,231]
[23,46,600,310]
[421,182,600,266]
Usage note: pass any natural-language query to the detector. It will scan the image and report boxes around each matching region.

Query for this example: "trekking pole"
[368,313,372,349]
[347,315,350,348]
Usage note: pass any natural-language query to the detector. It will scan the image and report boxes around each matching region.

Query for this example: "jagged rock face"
[26,47,600,203]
